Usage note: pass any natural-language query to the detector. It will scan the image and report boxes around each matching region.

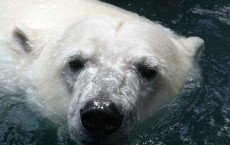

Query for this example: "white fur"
[0,0,204,144]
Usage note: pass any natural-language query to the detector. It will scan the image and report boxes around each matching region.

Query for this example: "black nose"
[80,100,123,134]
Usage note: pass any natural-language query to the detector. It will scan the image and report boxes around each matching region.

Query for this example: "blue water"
[0,0,229,145]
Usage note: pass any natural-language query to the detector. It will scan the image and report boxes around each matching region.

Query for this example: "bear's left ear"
[171,36,205,60]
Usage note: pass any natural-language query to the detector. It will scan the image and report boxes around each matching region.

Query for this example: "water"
[0,0,229,145]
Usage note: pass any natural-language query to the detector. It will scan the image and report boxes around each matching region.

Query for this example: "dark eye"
[69,59,84,71]
[138,65,157,80]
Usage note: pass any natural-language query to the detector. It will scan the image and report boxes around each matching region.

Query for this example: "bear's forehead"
[59,16,174,65]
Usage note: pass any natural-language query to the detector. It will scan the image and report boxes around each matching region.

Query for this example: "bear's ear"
[12,27,32,53]
[171,36,205,60]
[10,25,40,54]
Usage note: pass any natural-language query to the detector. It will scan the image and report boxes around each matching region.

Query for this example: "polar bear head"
[10,16,204,144]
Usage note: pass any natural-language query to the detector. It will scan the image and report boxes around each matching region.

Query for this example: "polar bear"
[0,0,204,144]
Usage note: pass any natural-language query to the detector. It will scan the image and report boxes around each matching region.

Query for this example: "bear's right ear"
[11,27,32,53]
[10,25,56,56]
[10,25,43,54]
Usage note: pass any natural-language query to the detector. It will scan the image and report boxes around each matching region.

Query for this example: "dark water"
[0,0,229,145]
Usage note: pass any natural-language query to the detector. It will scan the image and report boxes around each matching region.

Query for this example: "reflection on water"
[0,96,57,145]
[191,5,230,26]
[0,0,230,145]
[130,84,230,145]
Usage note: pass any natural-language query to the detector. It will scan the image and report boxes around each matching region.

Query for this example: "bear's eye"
[69,59,84,71]
[138,65,157,80]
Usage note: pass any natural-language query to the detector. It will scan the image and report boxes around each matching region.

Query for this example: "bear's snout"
[80,100,123,135]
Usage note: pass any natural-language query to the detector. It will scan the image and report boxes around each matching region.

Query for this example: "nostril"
[81,110,122,134]
[80,100,123,134]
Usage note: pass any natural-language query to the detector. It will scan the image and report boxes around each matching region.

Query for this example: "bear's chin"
[71,132,129,145]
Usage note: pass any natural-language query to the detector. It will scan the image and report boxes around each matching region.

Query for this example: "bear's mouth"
[80,139,118,145]
[80,139,125,145]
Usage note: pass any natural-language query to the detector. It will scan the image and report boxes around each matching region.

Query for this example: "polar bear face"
[11,16,204,144]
